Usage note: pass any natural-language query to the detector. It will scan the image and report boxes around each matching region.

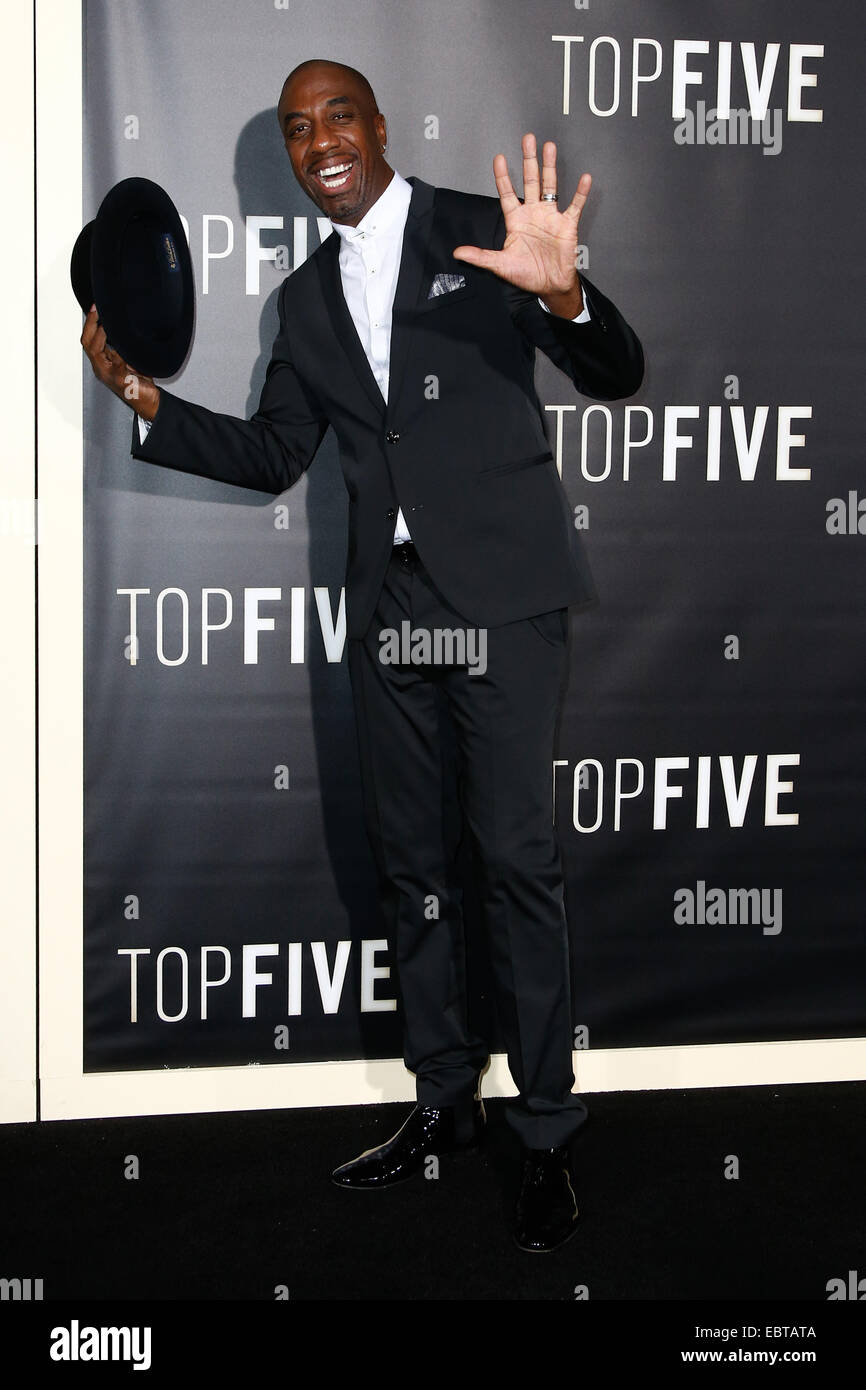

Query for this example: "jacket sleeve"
[130,278,329,495]
[492,210,645,402]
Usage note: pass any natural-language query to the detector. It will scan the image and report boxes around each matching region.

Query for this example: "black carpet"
[1,1079,864,1303]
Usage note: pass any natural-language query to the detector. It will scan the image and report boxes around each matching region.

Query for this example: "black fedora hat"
[71,177,194,379]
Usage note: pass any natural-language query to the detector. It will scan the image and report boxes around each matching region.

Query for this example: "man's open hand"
[80,306,161,421]
[453,134,590,318]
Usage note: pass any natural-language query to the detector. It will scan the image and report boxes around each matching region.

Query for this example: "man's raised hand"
[80,306,161,421]
[453,134,590,318]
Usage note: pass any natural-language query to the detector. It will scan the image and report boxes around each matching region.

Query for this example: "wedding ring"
[541,192,558,201]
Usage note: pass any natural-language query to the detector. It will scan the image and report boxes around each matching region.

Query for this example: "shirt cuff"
[537,290,591,324]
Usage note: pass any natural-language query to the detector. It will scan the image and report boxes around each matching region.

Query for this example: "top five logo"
[552,35,824,126]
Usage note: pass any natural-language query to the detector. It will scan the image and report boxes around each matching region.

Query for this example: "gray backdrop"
[82,0,866,1071]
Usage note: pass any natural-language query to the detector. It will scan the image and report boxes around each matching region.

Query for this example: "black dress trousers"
[347,542,588,1149]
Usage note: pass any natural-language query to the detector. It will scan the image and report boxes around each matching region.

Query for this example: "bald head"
[281,59,379,117]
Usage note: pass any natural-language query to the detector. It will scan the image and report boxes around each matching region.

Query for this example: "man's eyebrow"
[281,96,354,125]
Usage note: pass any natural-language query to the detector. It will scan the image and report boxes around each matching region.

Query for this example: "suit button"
[386,507,397,520]
[385,430,401,444]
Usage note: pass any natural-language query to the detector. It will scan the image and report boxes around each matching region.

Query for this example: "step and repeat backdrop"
[81,0,864,1076]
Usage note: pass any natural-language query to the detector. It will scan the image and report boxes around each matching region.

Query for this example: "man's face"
[277,64,390,226]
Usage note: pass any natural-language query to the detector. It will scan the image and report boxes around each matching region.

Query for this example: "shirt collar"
[330,170,412,244]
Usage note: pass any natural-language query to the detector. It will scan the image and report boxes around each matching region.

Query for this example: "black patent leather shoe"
[331,1098,486,1190]
[513,1145,579,1252]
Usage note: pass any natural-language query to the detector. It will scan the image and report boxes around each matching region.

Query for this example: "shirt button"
[386,431,400,444]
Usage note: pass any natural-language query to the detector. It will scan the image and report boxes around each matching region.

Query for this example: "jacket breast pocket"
[417,282,478,314]
[476,451,554,478]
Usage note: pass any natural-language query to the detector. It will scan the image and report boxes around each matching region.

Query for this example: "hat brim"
[70,221,96,316]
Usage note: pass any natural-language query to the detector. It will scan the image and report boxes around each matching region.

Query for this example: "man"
[82,58,643,1252]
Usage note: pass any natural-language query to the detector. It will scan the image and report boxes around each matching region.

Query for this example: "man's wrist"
[131,383,161,422]
[540,280,584,319]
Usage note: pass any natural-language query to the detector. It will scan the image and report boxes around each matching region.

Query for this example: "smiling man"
[278,63,390,220]
[82,57,643,1253]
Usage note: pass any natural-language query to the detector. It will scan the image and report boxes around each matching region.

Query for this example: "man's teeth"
[316,162,353,187]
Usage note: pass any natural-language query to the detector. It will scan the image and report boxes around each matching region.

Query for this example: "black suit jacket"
[131,176,644,639]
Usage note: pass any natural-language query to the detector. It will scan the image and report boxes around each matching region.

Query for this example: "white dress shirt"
[330,171,415,541]
[138,169,591,544]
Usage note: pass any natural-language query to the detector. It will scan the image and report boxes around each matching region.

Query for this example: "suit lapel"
[385,177,436,424]
[315,231,386,417]
[314,176,437,423]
